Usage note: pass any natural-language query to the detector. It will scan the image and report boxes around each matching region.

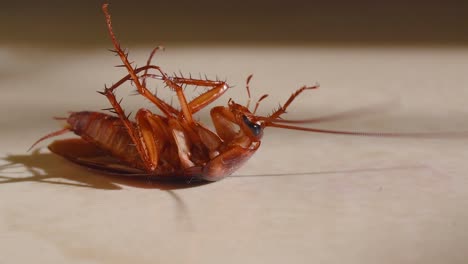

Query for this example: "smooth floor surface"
[1,46,468,264]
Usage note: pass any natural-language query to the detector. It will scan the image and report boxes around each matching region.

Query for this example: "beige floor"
[1,45,468,264]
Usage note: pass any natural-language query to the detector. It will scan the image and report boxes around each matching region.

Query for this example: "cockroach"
[30,4,460,182]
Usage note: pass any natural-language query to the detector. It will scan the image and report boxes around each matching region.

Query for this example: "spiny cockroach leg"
[100,87,155,172]
[167,77,229,114]
[162,78,195,124]
[103,3,201,124]
[268,85,320,120]
[102,4,178,118]
[101,64,180,116]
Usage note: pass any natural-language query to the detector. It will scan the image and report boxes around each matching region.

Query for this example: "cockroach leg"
[100,88,157,172]
[104,65,180,116]
[133,109,163,170]
[163,79,195,124]
[103,4,199,125]
[169,77,229,114]
[268,85,320,120]
[102,4,177,118]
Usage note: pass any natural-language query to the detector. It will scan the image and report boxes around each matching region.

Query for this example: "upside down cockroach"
[30,4,454,182]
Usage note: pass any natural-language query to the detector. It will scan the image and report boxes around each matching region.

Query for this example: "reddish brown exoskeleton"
[30,4,455,182]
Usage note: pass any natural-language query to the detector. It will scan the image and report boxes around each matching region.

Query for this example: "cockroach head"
[228,99,266,139]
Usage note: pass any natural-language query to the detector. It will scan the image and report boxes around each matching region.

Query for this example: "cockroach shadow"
[0,149,209,190]
[0,150,198,228]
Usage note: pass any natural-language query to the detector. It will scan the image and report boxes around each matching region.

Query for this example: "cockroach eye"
[242,115,262,136]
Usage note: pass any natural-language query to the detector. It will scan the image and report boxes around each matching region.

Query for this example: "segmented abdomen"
[67,111,143,168]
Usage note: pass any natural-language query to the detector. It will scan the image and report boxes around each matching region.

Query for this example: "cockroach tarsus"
[30,3,461,182]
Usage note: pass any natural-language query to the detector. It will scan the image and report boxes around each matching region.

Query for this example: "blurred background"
[1,0,468,48]
[2,0,468,132]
